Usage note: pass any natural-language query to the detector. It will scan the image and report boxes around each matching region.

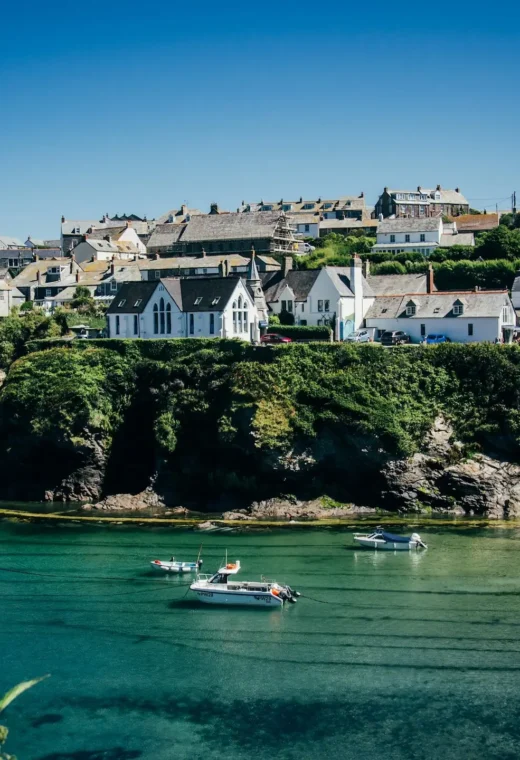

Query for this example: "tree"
[71,286,96,313]
[20,301,34,312]
[476,225,520,260]
[279,310,295,325]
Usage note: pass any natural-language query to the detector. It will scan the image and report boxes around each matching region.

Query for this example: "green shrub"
[271,325,332,341]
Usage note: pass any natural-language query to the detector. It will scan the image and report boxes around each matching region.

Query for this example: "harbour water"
[2,521,520,759]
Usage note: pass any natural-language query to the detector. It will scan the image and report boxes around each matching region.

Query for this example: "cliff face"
[1,340,520,517]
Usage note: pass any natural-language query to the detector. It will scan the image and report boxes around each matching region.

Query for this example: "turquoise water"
[2,522,520,760]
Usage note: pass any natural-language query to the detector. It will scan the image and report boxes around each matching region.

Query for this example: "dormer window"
[303,203,315,210]
[263,205,273,211]
[118,299,126,307]
[211,297,221,305]
[453,300,464,316]
[406,300,417,316]
[194,297,202,305]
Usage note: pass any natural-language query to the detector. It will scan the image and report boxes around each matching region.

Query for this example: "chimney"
[362,258,370,277]
[283,256,293,277]
[417,186,422,192]
[210,203,219,215]
[360,191,364,198]
[219,260,225,277]
[223,259,229,278]
[455,187,460,193]
[61,215,65,223]
[427,264,434,294]
[299,196,303,204]
[110,260,116,275]
[75,271,80,283]
[384,187,388,193]
[181,204,188,216]
[70,259,74,274]
[37,270,42,284]
[436,184,441,191]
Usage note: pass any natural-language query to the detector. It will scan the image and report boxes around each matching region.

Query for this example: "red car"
[260,333,293,344]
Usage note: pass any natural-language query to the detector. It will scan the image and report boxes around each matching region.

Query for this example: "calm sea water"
[2,521,520,760]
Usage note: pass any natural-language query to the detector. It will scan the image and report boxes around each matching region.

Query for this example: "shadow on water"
[31,713,63,728]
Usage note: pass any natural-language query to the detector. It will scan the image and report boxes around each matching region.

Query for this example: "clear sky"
[1,0,519,240]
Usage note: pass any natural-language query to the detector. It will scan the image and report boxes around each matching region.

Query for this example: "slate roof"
[0,249,33,261]
[511,275,520,294]
[11,259,80,287]
[446,213,500,232]
[261,269,321,303]
[0,236,24,248]
[365,291,510,320]
[180,211,285,242]
[147,224,186,248]
[440,232,475,247]
[44,239,61,248]
[106,282,158,314]
[367,273,435,296]
[324,266,375,298]
[156,208,203,224]
[243,196,366,213]
[33,248,64,258]
[387,188,469,206]
[320,219,379,230]
[139,254,250,271]
[162,277,241,312]
[86,226,127,240]
[378,218,441,234]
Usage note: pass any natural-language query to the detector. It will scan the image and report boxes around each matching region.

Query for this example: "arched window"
[166,302,172,333]
[153,303,159,334]
[243,305,248,332]
[159,297,165,334]
[232,301,238,332]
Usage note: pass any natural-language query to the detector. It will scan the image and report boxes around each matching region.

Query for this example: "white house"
[0,281,25,315]
[262,257,374,339]
[289,214,320,239]
[106,276,261,342]
[71,239,140,264]
[84,224,147,255]
[364,291,516,343]
[373,218,474,255]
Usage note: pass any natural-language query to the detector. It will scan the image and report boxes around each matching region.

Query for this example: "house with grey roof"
[160,211,297,257]
[374,185,469,219]
[11,258,83,305]
[61,215,154,254]
[241,194,368,221]
[262,256,375,339]
[364,290,515,343]
[106,268,262,342]
[372,217,474,255]
[139,253,280,281]
[0,236,26,250]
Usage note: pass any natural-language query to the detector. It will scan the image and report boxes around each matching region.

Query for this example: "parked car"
[345,329,373,343]
[260,333,293,345]
[381,330,411,346]
[424,334,451,344]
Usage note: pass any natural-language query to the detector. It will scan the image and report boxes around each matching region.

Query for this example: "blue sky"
[1,0,519,239]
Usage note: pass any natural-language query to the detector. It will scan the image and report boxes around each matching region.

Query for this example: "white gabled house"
[106,276,261,342]
[364,290,516,343]
[262,257,374,339]
[373,217,474,256]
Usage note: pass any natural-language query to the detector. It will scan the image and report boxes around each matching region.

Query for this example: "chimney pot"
[436,184,441,191]
[384,187,388,193]
[455,187,460,193]
[427,264,435,294]
[360,191,364,198]
[61,215,65,223]
[283,256,293,277]
[75,271,80,283]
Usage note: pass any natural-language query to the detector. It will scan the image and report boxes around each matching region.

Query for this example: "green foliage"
[499,212,520,230]
[299,233,375,269]
[278,309,295,325]
[0,311,63,370]
[71,285,96,313]
[476,225,520,260]
[268,314,281,326]
[372,261,407,275]
[19,301,33,312]
[0,675,49,760]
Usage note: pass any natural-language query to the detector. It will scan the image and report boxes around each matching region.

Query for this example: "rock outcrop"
[82,487,165,512]
[381,417,520,518]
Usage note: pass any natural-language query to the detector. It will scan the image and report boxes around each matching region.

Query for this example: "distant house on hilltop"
[375,186,469,219]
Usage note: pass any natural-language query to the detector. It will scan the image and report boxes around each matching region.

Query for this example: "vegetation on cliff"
[1,339,520,506]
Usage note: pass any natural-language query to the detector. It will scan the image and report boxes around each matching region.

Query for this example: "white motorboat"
[150,558,203,573]
[353,527,427,551]
[190,560,299,607]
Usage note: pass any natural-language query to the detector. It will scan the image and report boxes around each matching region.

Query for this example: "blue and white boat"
[353,527,427,551]
[150,557,203,573]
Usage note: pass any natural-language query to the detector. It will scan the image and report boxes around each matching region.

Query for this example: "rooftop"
[378,218,441,234]
[446,213,500,232]
[365,291,509,320]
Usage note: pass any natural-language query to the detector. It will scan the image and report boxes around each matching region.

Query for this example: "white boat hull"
[151,560,198,573]
[192,588,284,606]
[354,537,420,551]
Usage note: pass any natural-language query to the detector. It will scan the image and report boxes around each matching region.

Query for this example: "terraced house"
[374,186,469,219]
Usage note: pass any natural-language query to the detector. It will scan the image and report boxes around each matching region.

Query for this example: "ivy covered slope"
[1,339,520,506]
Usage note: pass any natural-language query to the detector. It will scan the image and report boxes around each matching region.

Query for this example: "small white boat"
[190,560,299,607]
[353,527,427,551]
[150,558,203,573]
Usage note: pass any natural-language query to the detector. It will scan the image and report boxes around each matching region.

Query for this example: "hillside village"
[1,185,520,345]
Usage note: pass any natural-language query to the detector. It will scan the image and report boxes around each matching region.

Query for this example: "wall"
[364,316,503,344]
[119,227,147,254]
[294,222,319,239]
[376,228,440,245]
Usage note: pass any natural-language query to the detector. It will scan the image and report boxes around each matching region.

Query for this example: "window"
[153,303,159,334]
[45,289,52,296]
[133,315,138,335]
[468,323,474,336]
[304,224,310,232]
[453,303,463,316]
[318,300,324,312]
[406,304,416,316]
[159,297,165,334]
[420,324,425,336]
[263,205,273,211]
[210,313,215,335]
[405,234,410,243]
[155,271,161,279]
[324,300,330,312]
[118,299,126,307]
[115,315,120,335]
[390,235,396,243]
[212,297,220,306]
[323,203,332,209]
[433,307,440,313]
[194,297,202,305]
[503,306,509,323]
[303,203,315,210]
[134,299,142,307]
[281,300,287,311]
[301,303,305,312]
[420,234,426,242]
[166,303,171,333]
[111,280,117,292]
[189,313,194,335]
[287,300,293,313]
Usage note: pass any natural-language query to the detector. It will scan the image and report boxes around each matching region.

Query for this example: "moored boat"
[150,558,203,573]
[353,527,427,551]
[190,560,299,607]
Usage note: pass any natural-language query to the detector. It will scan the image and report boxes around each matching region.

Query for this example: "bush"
[279,309,295,325]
